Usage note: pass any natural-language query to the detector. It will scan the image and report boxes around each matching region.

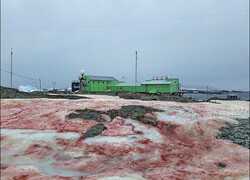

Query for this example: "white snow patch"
[84,135,141,145]
[98,175,145,180]
[125,119,163,143]
[1,129,87,177]
[156,106,201,124]
[83,119,163,145]
[1,129,80,141]
[18,85,38,92]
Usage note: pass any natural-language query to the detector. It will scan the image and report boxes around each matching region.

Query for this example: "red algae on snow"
[1,99,249,179]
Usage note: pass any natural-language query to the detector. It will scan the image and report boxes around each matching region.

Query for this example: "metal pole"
[206,85,208,100]
[135,51,137,93]
[52,81,56,90]
[10,48,13,88]
[39,78,41,92]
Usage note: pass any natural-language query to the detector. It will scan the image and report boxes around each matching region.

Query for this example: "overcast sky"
[1,0,249,90]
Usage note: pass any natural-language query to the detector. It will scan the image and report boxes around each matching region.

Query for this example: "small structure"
[71,81,79,92]
[227,94,240,100]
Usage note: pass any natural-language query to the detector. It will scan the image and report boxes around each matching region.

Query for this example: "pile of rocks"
[216,118,250,149]
[117,92,198,102]
[68,105,163,137]
[68,105,162,127]
[82,123,107,138]
[0,86,87,99]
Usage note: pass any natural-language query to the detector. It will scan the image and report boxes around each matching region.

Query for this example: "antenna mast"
[10,48,13,88]
[135,51,137,93]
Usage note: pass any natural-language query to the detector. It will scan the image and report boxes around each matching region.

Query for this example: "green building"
[80,75,120,92]
[108,78,181,94]
[79,74,181,94]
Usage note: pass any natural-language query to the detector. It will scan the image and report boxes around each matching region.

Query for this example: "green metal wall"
[80,75,115,92]
[109,85,144,92]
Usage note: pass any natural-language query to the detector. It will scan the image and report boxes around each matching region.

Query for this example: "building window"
[93,81,95,84]
[88,81,90,83]
[103,87,104,89]
[93,87,95,89]
[120,87,123,90]
[98,81,100,84]
[98,87,100,90]
[103,81,105,84]
[117,87,119,90]
[131,88,134,90]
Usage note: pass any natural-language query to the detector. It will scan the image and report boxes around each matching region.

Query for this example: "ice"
[1,129,85,177]
[18,85,38,92]
[84,135,141,144]
[98,176,145,180]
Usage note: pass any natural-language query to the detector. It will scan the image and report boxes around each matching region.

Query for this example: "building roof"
[87,75,118,81]
[141,80,171,85]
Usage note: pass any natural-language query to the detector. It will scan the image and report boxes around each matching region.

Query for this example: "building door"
[146,85,149,93]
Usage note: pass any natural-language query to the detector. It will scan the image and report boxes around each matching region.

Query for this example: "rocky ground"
[116,92,198,102]
[216,118,250,149]
[0,86,88,99]
[1,86,198,102]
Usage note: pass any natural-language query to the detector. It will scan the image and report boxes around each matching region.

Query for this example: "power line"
[5,10,249,31]
[1,68,37,81]
[2,47,36,79]
[1,62,10,69]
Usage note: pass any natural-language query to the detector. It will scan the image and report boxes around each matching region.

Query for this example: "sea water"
[183,91,250,100]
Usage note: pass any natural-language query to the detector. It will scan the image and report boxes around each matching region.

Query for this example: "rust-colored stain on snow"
[0,99,249,180]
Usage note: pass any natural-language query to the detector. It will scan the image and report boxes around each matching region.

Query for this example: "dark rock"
[0,86,88,99]
[107,109,119,120]
[68,108,105,122]
[166,124,172,128]
[68,105,162,126]
[216,118,250,149]
[137,117,157,126]
[82,123,107,138]
[217,162,226,168]
[117,105,161,126]
[167,130,175,135]
[117,92,198,103]
[205,146,210,149]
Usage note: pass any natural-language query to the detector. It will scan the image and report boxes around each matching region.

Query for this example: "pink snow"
[1,98,249,180]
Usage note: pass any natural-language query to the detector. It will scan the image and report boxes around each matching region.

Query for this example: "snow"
[125,119,163,143]
[83,135,141,144]
[1,129,85,177]
[1,99,249,179]
[18,85,38,92]
[98,176,146,180]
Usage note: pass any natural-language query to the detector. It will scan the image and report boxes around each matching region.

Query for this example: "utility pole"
[52,81,56,90]
[135,51,137,93]
[10,48,13,88]
[39,78,42,92]
[206,85,208,100]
